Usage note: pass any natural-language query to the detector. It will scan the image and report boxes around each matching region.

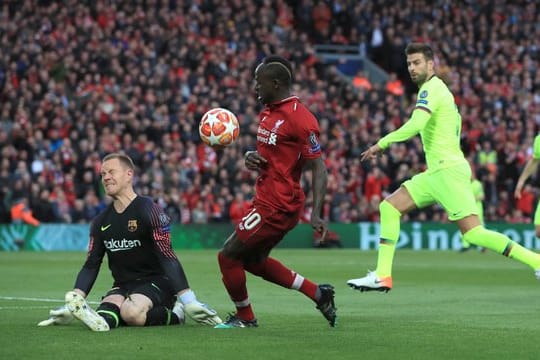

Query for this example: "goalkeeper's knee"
[96,302,121,329]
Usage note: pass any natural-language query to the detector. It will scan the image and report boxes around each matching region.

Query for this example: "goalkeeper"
[38,153,221,331]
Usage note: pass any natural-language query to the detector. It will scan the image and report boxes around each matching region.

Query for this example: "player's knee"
[222,233,251,259]
[379,200,401,217]
[120,302,147,326]
[535,227,540,239]
[96,302,121,329]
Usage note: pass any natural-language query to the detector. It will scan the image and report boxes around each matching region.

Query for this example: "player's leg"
[244,206,336,326]
[122,279,184,326]
[241,209,320,303]
[439,164,540,278]
[216,205,336,327]
[216,231,258,328]
[458,216,540,277]
[534,201,540,238]
[244,246,336,327]
[348,177,424,292]
[96,288,126,329]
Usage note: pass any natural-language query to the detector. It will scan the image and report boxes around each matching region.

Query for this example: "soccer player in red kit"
[215,55,336,328]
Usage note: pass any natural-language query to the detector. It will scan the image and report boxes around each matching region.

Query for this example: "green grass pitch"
[1,249,539,359]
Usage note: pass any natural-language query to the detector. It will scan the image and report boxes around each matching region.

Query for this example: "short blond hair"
[102,153,135,170]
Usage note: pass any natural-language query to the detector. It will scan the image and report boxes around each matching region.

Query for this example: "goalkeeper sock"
[218,251,255,321]
[145,306,180,326]
[245,257,318,301]
[96,302,121,329]
[375,201,401,277]
[463,226,540,269]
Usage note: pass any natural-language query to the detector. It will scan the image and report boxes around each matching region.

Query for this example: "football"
[199,107,240,147]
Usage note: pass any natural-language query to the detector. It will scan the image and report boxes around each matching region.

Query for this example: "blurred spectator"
[352,70,372,91]
[477,141,498,175]
[364,166,390,202]
[191,200,208,224]
[311,0,332,42]
[515,184,536,218]
[32,189,58,223]
[70,199,87,224]
[10,198,40,226]
[385,73,405,97]
[0,187,11,223]
[0,0,538,225]
[229,192,252,226]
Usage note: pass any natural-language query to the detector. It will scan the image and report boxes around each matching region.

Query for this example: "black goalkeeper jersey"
[74,196,189,294]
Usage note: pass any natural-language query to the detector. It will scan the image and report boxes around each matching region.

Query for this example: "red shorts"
[235,203,300,251]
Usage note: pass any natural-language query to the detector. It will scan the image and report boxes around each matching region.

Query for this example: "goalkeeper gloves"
[183,301,222,326]
[37,305,74,326]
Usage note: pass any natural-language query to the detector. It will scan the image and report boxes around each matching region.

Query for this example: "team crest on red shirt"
[309,132,321,153]
[127,220,138,232]
[271,119,285,132]
[257,118,285,146]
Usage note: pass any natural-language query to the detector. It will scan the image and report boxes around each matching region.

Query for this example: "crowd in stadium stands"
[1,0,540,227]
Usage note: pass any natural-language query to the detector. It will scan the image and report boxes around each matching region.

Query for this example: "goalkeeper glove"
[37,305,74,326]
[183,301,222,326]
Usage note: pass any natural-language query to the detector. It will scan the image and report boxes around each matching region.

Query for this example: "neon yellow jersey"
[378,76,466,171]
[533,134,540,159]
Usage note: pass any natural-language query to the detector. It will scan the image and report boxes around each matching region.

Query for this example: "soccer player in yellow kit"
[348,43,540,292]
[515,134,540,239]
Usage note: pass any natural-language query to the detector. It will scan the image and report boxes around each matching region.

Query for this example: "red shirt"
[254,96,322,213]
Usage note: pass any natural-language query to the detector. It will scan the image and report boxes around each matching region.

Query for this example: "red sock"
[217,252,255,321]
[245,257,319,302]
[299,278,319,302]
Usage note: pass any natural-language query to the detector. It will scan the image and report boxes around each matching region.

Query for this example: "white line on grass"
[0,306,52,310]
[0,295,99,304]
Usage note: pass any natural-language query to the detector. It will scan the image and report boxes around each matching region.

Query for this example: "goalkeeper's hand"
[37,305,74,326]
[183,302,222,326]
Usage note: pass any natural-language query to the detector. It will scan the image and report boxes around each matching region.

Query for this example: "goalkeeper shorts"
[105,276,176,308]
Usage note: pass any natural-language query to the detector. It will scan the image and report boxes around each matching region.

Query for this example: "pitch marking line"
[0,306,52,310]
[0,295,99,305]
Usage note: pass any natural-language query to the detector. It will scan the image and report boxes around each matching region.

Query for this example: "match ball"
[199,107,240,147]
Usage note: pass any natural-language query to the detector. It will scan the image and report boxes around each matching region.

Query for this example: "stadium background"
[2,2,540,359]
[1,0,540,246]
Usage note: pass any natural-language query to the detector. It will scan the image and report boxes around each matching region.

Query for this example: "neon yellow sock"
[463,226,540,269]
[375,201,401,277]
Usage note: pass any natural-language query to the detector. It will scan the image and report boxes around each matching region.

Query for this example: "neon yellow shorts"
[534,201,540,226]
[402,163,478,221]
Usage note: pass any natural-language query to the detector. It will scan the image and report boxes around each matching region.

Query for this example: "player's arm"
[378,108,431,150]
[73,224,106,296]
[149,203,222,325]
[148,202,190,291]
[298,113,328,236]
[304,156,328,236]
[360,108,431,161]
[515,157,540,199]
[39,226,104,326]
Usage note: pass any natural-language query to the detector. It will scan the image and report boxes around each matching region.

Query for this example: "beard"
[412,71,428,85]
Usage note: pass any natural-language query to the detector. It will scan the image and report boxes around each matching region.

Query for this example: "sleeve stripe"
[149,204,176,258]
[414,106,432,114]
